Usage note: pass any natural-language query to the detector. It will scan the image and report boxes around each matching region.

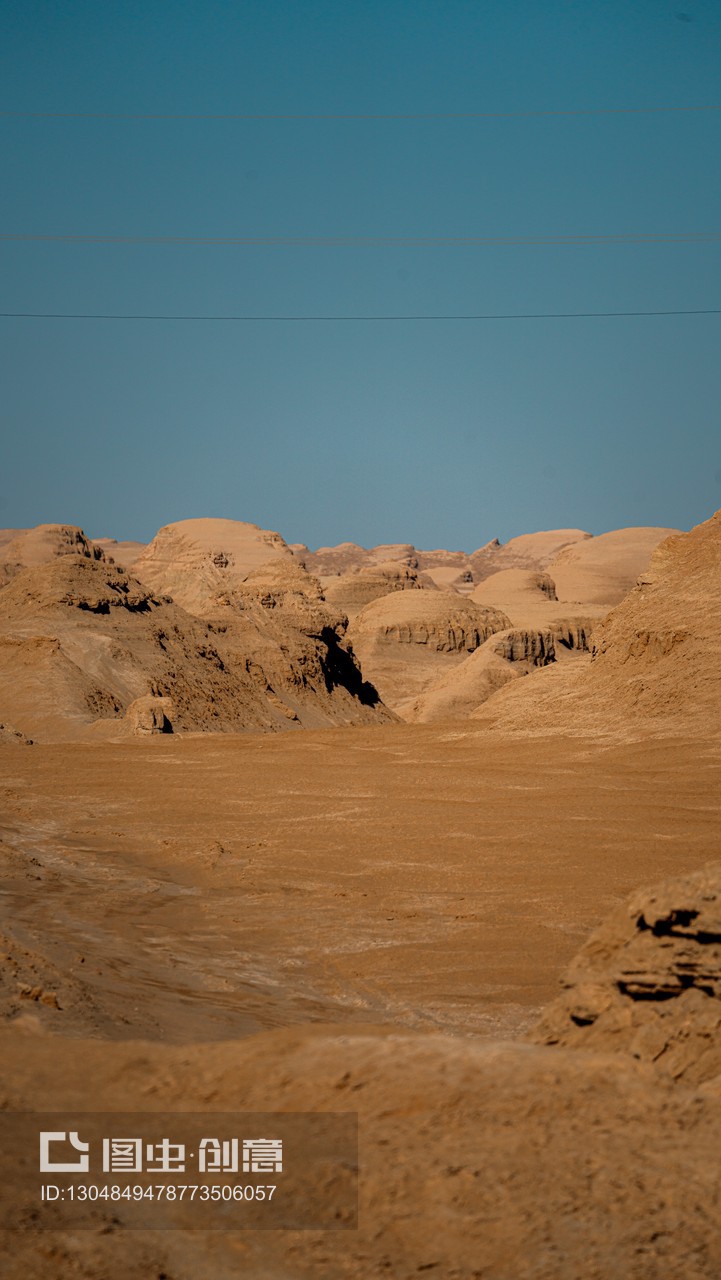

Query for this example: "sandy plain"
[2,724,721,1278]
[3,726,720,1047]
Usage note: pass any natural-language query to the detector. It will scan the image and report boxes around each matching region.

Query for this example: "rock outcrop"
[133,517,295,615]
[0,523,106,587]
[208,557,390,728]
[323,559,437,619]
[0,722,33,745]
[0,557,275,739]
[125,694,173,735]
[0,554,391,740]
[530,862,721,1085]
[348,591,511,715]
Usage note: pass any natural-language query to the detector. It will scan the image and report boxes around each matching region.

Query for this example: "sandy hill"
[469,527,591,581]
[475,510,721,737]
[343,529,662,723]
[299,529,591,595]
[403,568,599,723]
[92,536,146,567]
[418,527,678,725]
[0,520,685,733]
[0,523,106,587]
[0,555,391,741]
[471,566,604,629]
[347,589,510,715]
[546,525,679,606]
[323,559,438,619]
[409,627,557,722]
[133,517,295,615]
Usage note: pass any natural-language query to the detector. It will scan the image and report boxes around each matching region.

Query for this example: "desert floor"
[3,723,721,1278]
[3,723,719,1049]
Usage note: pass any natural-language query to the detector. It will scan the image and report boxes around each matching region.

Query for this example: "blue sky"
[1,0,720,550]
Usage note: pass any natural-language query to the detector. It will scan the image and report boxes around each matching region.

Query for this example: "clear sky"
[1,0,720,551]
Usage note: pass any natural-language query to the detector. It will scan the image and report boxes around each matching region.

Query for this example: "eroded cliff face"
[0,523,106,587]
[323,560,437,620]
[346,590,511,714]
[489,628,556,664]
[206,557,392,728]
[0,553,392,740]
[350,590,510,653]
[473,509,721,738]
[529,862,721,1085]
[0,557,276,738]
[582,510,721,725]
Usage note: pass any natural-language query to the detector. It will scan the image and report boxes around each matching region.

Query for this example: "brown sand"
[1,725,720,1277]
[2,727,719,1044]
[1,509,720,1278]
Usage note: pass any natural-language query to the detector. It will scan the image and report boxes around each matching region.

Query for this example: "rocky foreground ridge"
[530,862,721,1085]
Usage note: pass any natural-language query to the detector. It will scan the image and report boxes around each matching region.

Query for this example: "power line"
[2,232,720,247]
[1,309,719,322]
[2,104,720,121]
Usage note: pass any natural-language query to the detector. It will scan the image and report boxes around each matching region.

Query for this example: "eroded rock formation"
[530,862,721,1084]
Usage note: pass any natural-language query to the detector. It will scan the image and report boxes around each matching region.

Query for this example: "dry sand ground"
[2,723,721,1277]
[3,728,720,1045]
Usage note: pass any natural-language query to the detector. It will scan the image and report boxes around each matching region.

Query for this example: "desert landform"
[2,509,721,1277]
